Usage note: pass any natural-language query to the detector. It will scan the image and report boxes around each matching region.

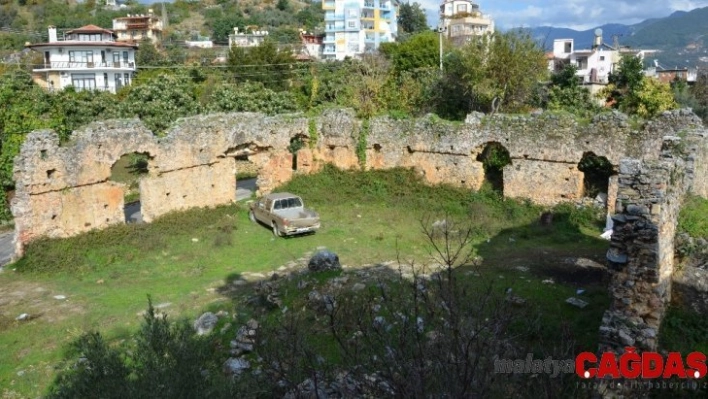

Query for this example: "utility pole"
[438,24,446,72]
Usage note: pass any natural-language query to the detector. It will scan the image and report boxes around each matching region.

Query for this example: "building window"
[348,21,356,28]
[123,51,129,62]
[456,4,468,13]
[564,42,572,53]
[115,74,122,90]
[68,50,94,65]
[78,33,102,41]
[124,73,131,85]
[71,73,96,91]
[600,56,605,61]
[103,73,108,89]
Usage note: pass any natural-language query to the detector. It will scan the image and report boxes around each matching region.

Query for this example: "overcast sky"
[417,0,708,30]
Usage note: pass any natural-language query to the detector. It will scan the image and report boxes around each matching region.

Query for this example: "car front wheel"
[249,211,256,223]
[272,223,281,237]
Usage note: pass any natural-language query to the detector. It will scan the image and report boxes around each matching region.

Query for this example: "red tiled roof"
[26,41,138,49]
[66,24,114,34]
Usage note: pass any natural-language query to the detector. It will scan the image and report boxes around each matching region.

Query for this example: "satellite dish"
[595,28,603,37]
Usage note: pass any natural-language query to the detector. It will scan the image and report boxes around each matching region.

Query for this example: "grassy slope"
[0,166,611,397]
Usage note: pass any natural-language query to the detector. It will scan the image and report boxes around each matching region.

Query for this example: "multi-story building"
[112,10,164,44]
[26,25,138,93]
[439,0,494,46]
[550,31,660,99]
[299,31,324,60]
[322,0,399,61]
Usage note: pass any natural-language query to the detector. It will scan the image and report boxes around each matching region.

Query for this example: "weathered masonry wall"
[11,109,707,261]
[598,128,707,353]
[595,128,708,398]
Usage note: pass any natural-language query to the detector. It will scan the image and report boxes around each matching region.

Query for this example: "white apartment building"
[322,0,399,61]
[439,0,494,46]
[26,25,137,94]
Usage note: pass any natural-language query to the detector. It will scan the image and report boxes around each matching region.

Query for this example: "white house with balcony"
[26,25,138,94]
[551,32,660,86]
[322,0,399,61]
[439,0,494,46]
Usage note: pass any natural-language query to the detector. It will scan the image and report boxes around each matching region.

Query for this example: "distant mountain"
[529,23,634,50]
[527,6,708,67]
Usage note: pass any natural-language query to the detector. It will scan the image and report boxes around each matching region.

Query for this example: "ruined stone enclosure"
[11,109,707,262]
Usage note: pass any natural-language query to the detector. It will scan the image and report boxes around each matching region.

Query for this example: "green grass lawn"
[0,166,612,397]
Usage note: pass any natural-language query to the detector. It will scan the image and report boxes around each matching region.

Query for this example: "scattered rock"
[565,297,589,309]
[53,295,67,300]
[96,279,105,284]
[576,289,585,295]
[514,266,529,272]
[297,279,309,290]
[191,238,199,242]
[542,278,554,284]
[223,357,250,376]
[641,328,657,338]
[15,313,30,321]
[606,248,628,264]
[308,250,341,272]
[618,330,635,346]
[351,283,366,292]
[246,319,259,330]
[194,312,218,335]
[154,302,172,309]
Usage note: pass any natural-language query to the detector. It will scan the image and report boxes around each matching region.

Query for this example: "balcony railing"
[363,2,375,8]
[325,13,345,21]
[36,61,136,70]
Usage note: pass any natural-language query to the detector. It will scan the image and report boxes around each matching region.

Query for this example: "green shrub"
[678,195,708,238]
[47,299,234,399]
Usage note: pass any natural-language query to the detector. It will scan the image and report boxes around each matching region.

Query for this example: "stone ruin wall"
[9,108,708,398]
[11,109,705,260]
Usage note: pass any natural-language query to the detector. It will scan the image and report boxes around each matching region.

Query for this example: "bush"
[47,298,234,399]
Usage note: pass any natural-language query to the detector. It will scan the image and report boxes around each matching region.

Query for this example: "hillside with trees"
[0,0,702,222]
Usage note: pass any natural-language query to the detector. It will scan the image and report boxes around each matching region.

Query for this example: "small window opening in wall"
[110,152,153,224]
[373,144,382,152]
[475,142,511,195]
[40,150,47,160]
[578,152,614,199]
[46,169,56,179]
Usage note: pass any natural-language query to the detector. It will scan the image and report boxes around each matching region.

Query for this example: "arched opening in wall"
[578,152,614,200]
[110,152,152,223]
[235,153,259,200]
[476,142,511,194]
[288,135,307,171]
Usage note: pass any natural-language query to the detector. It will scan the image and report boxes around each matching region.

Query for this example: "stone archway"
[578,152,615,200]
[475,142,512,194]
[109,152,153,223]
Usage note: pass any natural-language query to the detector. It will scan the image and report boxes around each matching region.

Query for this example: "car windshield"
[274,197,302,210]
